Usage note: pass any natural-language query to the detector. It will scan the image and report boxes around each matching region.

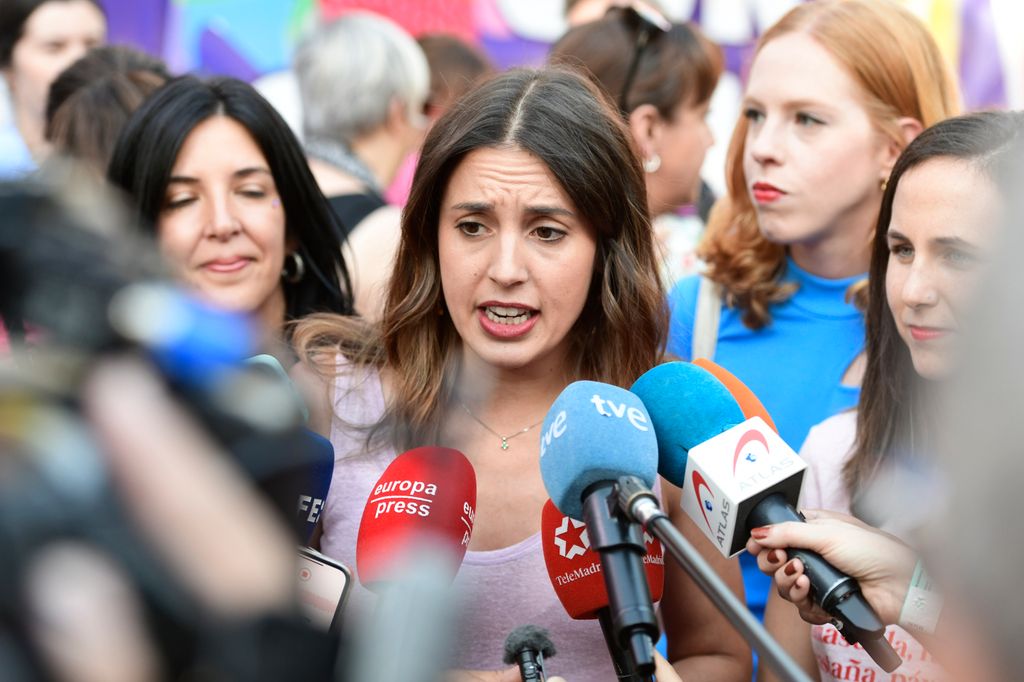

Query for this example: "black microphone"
[503,625,556,682]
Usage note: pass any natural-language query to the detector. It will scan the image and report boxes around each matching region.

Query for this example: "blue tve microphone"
[630,362,902,673]
[539,380,659,678]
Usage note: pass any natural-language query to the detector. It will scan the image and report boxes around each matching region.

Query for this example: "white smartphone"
[296,546,352,632]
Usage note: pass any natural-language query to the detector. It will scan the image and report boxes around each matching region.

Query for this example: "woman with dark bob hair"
[549,3,723,285]
[108,76,354,351]
[292,67,750,680]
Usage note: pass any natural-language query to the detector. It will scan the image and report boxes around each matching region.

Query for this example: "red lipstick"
[751,182,784,204]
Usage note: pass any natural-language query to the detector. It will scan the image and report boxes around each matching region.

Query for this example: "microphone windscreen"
[541,499,665,620]
[356,446,476,591]
[293,429,335,544]
[692,358,777,433]
[539,381,658,520]
[630,362,744,487]
[502,624,556,664]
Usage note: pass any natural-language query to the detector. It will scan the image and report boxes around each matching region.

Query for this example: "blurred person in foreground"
[292,67,750,681]
[0,182,338,680]
[294,11,429,320]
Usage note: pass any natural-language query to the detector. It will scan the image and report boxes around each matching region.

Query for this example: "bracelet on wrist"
[898,559,943,635]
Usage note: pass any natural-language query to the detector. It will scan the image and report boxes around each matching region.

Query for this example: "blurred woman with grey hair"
[294,11,429,320]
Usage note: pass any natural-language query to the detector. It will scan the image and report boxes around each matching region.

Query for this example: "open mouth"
[482,305,535,326]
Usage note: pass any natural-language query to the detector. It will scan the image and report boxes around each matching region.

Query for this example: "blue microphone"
[539,380,659,677]
[630,362,902,672]
[244,355,335,544]
[295,430,335,543]
[630,361,744,486]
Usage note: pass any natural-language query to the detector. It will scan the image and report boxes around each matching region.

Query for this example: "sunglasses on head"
[611,2,671,115]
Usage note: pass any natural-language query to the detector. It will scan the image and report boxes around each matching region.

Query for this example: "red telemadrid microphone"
[356,446,477,589]
[540,499,664,677]
[350,447,477,682]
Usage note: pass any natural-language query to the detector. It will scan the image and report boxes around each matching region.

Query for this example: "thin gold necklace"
[459,401,544,451]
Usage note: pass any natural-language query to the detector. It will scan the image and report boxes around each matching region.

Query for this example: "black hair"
[107,76,354,329]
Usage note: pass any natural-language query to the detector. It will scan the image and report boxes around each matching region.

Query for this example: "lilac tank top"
[318,360,637,678]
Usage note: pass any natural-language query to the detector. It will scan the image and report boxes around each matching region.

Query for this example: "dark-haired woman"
[549,4,722,285]
[293,67,750,681]
[108,76,354,355]
[760,110,1024,681]
[0,0,106,177]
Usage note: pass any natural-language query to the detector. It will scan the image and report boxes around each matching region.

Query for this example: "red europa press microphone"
[356,446,477,589]
[350,447,477,682]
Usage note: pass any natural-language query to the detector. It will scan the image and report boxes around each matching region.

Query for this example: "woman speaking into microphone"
[292,67,750,681]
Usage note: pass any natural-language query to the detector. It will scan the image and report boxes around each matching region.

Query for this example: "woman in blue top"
[666,0,959,623]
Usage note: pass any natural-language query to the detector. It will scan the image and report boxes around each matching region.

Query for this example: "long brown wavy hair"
[294,67,667,451]
[701,0,960,329]
[845,111,1024,501]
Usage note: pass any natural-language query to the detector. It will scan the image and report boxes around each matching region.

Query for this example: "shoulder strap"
[691,275,722,361]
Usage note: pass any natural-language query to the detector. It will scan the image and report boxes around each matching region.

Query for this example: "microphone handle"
[514,649,546,682]
[747,494,902,673]
[597,608,646,681]
[581,482,659,677]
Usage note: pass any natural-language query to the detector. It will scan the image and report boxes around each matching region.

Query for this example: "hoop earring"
[643,154,661,174]
[282,251,305,284]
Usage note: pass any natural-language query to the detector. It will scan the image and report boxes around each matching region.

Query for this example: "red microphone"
[541,499,664,677]
[349,447,477,682]
[356,446,477,590]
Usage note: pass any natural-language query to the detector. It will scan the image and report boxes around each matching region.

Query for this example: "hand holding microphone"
[631,361,901,672]
[746,509,919,628]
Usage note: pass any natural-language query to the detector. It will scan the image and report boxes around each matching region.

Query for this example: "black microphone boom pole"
[615,477,814,682]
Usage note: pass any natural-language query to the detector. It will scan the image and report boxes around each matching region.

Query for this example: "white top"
[798,411,946,681]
